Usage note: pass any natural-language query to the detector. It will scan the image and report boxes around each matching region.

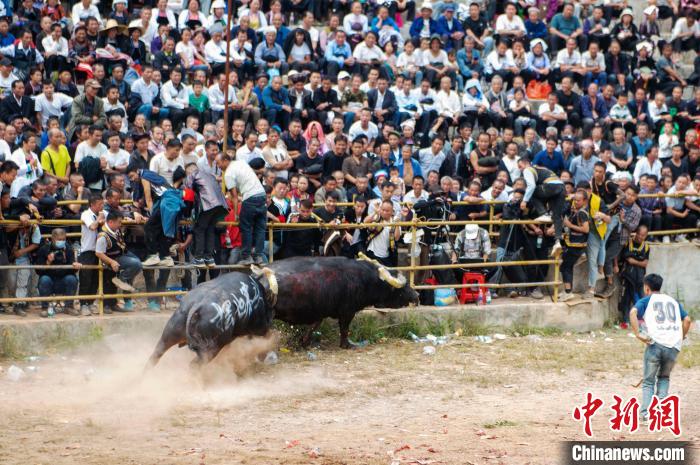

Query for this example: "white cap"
[464,224,479,240]
[338,71,350,80]
[643,5,658,15]
[421,2,433,10]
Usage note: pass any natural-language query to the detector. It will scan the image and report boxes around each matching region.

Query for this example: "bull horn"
[357,252,406,289]
[251,265,278,306]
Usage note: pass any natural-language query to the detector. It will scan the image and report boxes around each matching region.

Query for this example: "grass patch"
[0,327,25,359]
[44,324,104,353]
[509,325,563,337]
[483,420,517,429]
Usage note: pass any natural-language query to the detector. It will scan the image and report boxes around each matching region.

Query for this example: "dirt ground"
[0,324,698,465]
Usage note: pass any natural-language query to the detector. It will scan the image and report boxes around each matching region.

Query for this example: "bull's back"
[268,257,376,323]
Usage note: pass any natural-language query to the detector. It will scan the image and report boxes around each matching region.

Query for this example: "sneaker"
[675,234,688,243]
[102,306,113,315]
[530,288,544,299]
[534,214,552,223]
[192,257,207,268]
[13,304,27,317]
[148,301,161,313]
[40,309,49,318]
[619,322,629,330]
[110,305,128,313]
[508,290,518,298]
[143,254,161,266]
[582,290,595,299]
[112,277,136,293]
[81,304,92,316]
[559,291,575,302]
[205,256,216,267]
[123,299,135,311]
[238,256,254,266]
[253,254,266,265]
[550,240,562,257]
[159,256,175,267]
[662,236,671,244]
[68,306,80,317]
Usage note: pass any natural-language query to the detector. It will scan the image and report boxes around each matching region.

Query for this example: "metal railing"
[1,192,698,312]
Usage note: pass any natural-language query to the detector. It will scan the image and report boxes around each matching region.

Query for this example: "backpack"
[79,156,104,186]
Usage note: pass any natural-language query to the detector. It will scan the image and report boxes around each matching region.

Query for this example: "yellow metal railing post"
[553,258,560,303]
[409,220,417,288]
[268,225,274,263]
[97,262,104,316]
[488,204,495,237]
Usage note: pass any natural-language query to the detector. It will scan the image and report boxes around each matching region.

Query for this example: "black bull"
[264,256,419,348]
[146,271,276,367]
[146,256,418,366]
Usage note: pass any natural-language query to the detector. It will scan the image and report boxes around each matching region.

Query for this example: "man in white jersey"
[630,274,692,423]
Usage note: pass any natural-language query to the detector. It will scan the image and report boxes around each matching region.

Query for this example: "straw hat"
[101,19,127,35]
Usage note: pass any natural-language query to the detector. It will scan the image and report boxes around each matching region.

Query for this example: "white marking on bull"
[208,281,263,332]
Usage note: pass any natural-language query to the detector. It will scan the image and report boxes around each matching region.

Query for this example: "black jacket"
[0,94,33,123]
[288,88,314,110]
[604,52,631,76]
[36,242,77,279]
[152,51,182,82]
[366,88,398,114]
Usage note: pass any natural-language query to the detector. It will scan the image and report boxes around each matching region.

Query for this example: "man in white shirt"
[208,73,238,123]
[160,67,197,129]
[34,81,72,130]
[633,147,663,184]
[131,65,166,121]
[630,273,691,423]
[349,108,379,149]
[580,42,606,89]
[224,158,267,265]
[204,24,231,76]
[71,0,103,27]
[236,132,263,164]
[553,37,582,83]
[150,138,184,185]
[0,58,18,98]
[78,194,105,316]
[537,93,567,134]
[74,125,108,192]
[403,175,429,205]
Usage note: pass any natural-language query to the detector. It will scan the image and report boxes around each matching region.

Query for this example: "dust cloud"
[0,328,335,431]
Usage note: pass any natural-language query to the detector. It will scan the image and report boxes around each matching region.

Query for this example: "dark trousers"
[264,107,291,131]
[561,246,585,287]
[619,275,644,323]
[193,207,225,259]
[366,249,396,267]
[102,251,142,308]
[662,210,698,232]
[38,274,78,309]
[145,209,172,258]
[604,230,622,277]
[641,213,663,234]
[529,182,566,241]
[78,251,98,305]
[144,268,170,304]
[239,194,267,259]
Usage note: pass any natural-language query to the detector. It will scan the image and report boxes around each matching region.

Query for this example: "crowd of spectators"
[0,0,698,324]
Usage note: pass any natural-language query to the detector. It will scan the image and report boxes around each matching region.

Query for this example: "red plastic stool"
[459,272,485,304]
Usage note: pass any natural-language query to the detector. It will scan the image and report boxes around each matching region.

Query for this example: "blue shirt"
[261,85,290,111]
[533,149,567,175]
[634,295,687,320]
[324,40,352,65]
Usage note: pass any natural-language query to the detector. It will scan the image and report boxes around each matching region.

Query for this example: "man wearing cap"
[436,4,464,51]
[410,3,438,43]
[0,57,18,98]
[68,79,106,139]
[204,23,232,77]
[452,223,491,265]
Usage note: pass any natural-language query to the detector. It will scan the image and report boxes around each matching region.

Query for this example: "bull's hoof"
[339,340,352,349]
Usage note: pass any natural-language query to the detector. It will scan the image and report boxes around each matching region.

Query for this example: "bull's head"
[357,252,406,288]
[250,265,279,307]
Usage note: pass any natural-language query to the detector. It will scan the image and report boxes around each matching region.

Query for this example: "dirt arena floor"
[0,325,698,465]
